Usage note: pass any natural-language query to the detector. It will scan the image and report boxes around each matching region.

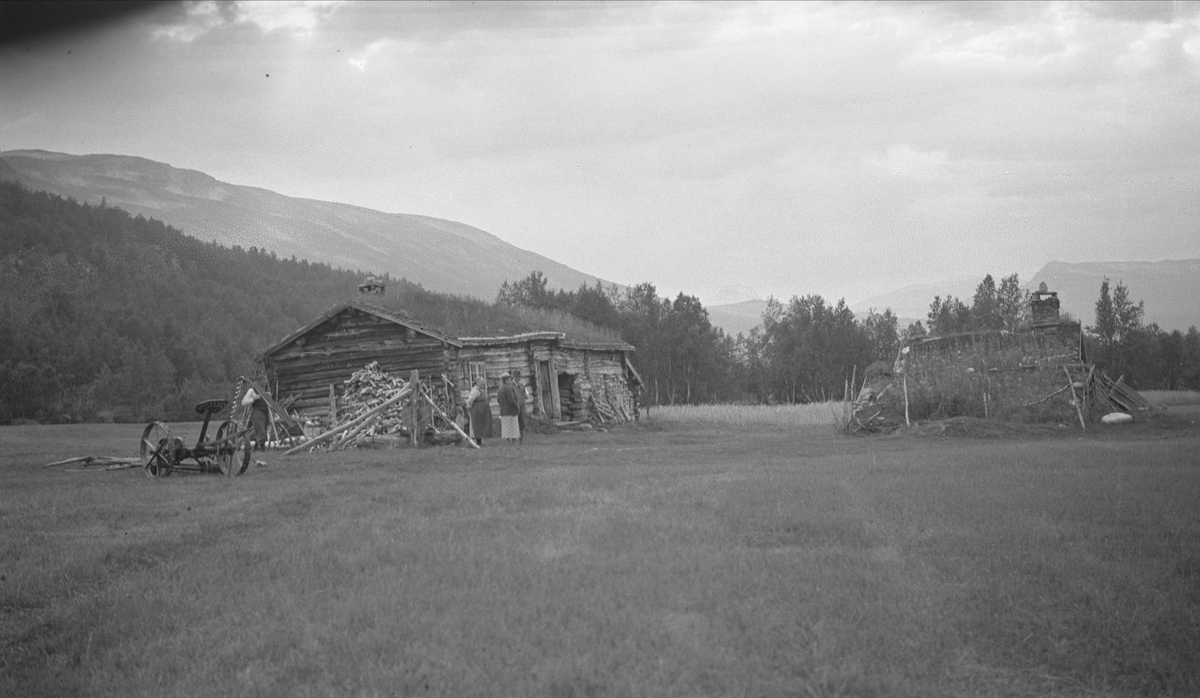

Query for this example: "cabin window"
[467,361,487,385]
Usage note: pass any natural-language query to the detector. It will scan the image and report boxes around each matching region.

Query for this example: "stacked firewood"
[1090,370,1158,415]
[587,376,634,424]
[278,363,477,454]
[843,377,897,434]
[337,362,410,437]
[426,377,459,431]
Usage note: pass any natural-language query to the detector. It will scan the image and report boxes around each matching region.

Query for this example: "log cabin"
[260,300,643,425]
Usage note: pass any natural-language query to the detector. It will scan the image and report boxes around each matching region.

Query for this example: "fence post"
[410,369,420,447]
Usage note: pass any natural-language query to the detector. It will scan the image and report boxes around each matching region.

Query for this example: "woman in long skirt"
[497,373,521,444]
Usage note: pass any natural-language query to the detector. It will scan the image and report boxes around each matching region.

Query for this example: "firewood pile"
[1048,365,1160,428]
[282,363,476,454]
[1089,370,1159,416]
[337,362,409,434]
[587,375,635,424]
[842,375,899,434]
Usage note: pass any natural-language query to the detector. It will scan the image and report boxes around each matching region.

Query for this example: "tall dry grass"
[1140,389,1200,406]
[649,402,844,427]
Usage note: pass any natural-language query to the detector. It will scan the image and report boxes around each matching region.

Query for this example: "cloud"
[912,3,1085,69]
[234,1,341,37]
[348,39,391,71]
[867,145,949,178]
[152,0,340,43]
[1118,16,1200,74]
[151,1,224,43]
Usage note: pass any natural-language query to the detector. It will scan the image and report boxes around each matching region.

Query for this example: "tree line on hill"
[2,181,1197,424]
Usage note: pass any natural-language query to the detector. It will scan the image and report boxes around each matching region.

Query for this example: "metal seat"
[194,399,229,415]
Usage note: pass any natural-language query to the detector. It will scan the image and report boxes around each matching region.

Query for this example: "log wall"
[450,344,636,423]
[453,343,540,417]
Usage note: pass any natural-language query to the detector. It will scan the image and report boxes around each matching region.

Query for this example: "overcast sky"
[2,1,1198,305]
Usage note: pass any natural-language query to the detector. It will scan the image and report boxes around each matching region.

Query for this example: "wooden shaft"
[409,370,420,447]
[283,385,412,455]
[1063,365,1086,431]
[332,412,380,450]
[1022,384,1070,407]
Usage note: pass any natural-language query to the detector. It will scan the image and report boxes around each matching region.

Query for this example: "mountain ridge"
[0,149,619,301]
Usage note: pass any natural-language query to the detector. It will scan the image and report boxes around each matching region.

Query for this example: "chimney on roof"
[358,276,386,297]
[1030,282,1060,330]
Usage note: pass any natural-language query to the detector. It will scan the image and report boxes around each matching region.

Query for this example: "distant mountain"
[707,299,768,338]
[0,150,618,301]
[1029,259,1200,332]
[703,284,766,306]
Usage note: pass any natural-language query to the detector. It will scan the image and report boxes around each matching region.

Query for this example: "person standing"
[466,376,492,446]
[240,384,271,451]
[497,372,521,445]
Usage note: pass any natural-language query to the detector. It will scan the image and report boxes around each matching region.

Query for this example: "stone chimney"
[357,276,386,297]
[1030,281,1060,330]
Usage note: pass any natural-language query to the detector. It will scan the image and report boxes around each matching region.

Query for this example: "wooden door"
[537,360,558,419]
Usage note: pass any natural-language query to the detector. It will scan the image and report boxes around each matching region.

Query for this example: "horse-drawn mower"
[139,398,253,477]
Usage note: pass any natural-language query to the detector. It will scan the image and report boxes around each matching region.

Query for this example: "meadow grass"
[650,401,844,427]
[2,420,1199,697]
[1141,389,1200,406]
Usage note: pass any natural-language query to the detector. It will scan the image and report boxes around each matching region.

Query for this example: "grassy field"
[3,412,1199,697]
[650,402,844,427]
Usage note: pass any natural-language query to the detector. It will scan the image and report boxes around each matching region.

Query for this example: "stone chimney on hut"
[1030,281,1060,331]
[358,276,386,297]
[355,276,387,311]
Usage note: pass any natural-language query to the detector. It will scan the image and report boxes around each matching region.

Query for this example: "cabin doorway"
[558,372,576,420]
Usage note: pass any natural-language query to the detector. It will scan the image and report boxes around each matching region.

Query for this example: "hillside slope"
[707,299,768,338]
[0,150,616,301]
